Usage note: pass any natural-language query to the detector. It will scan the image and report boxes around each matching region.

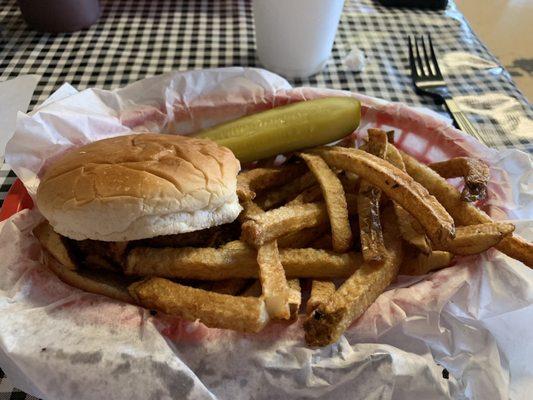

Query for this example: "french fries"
[430,157,489,202]
[299,153,352,253]
[257,240,290,319]
[401,151,533,267]
[357,130,387,262]
[313,147,456,248]
[304,208,403,347]
[126,245,362,279]
[306,280,336,314]
[400,251,454,276]
[129,278,269,333]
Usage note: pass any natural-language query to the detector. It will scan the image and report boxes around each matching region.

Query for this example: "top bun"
[36,133,242,241]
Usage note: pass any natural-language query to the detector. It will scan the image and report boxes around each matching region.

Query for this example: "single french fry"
[357,129,388,262]
[256,171,317,210]
[257,240,290,319]
[438,222,515,255]
[401,151,533,267]
[306,280,336,314]
[299,152,353,252]
[129,278,269,333]
[287,279,302,320]
[304,208,403,347]
[241,202,328,247]
[313,146,455,248]
[126,245,361,280]
[237,164,307,201]
[241,197,358,248]
[400,250,454,276]
[384,143,432,254]
[357,184,385,262]
[430,157,489,202]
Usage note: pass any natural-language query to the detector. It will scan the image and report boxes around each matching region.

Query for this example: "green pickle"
[196,97,361,163]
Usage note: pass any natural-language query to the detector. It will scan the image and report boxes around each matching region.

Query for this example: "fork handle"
[444,99,487,145]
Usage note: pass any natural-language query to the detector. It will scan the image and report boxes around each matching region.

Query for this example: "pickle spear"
[196,97,361,163]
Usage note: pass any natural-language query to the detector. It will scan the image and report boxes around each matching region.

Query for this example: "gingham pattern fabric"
[0,0,531,397]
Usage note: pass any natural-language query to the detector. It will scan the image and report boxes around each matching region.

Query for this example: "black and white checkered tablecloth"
[0,0,531,398]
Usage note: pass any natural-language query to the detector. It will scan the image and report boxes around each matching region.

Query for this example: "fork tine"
[427,34,442,76]
[414,36,426,76]
[408,36,418,77]
[420,36,434,76]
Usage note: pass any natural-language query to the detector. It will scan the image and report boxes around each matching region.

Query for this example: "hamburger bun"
[36,133,242,241]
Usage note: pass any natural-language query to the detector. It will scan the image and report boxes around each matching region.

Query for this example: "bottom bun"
[34,221,137,304]
[43,253,137,305]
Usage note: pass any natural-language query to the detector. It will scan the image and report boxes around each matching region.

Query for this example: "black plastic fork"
[408,35,486,144]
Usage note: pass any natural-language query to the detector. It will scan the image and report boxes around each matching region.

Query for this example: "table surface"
[0,0,531,398]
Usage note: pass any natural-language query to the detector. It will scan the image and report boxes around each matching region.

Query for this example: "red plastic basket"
[0,179,33,222]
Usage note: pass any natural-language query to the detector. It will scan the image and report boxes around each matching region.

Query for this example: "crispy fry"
[299,153,352,252]
[357,185,385,262]
[277,226,327,248]
[313,147,455,248]
[210,278,250,295]
[129,278,269,333]
[241,198,358,248]
[430,157,489,202]
[306,280,336,314]
[257,241,290,319]
[286,185,323,206]
[357,129,387,262]
[241,202,327,247]
[384,143,432,254]
[256,171,317,210]
[401,151,533,267]
[126,245,361,279]
[439,222,515,255]
[282,248,361,277]
[400,251,454,275]
[287,279,302,320]
[237,164,307,201]
[304,208,403,347]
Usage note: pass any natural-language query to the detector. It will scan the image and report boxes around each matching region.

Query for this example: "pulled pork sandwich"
[34,133,243,304]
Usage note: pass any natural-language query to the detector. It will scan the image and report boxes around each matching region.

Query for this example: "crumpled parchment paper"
[1,67,532,400]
